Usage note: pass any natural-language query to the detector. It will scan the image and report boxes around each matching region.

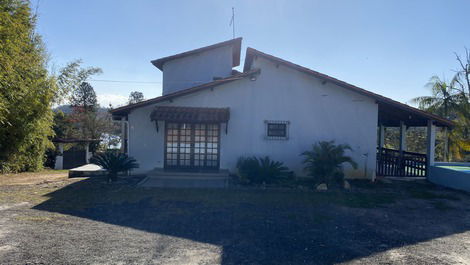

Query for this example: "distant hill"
[54,105,110,114]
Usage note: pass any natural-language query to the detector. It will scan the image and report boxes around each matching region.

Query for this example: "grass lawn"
[1,172,470,264]
[0,169,68,186]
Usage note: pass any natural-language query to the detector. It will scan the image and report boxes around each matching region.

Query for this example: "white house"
[111,38,452,179]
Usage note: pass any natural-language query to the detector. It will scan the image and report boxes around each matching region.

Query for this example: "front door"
[165,122,220,170]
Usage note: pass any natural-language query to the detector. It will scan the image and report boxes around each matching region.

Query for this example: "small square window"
[265,120,289,140]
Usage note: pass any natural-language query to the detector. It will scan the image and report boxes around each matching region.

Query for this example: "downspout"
[121,116,130,176]
[122,117,129,155]
[126,119,130,155]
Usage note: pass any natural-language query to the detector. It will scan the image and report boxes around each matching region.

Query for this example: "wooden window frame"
[164,122,221,171]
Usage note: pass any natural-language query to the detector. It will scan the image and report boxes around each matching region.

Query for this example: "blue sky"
[33,0,470,107]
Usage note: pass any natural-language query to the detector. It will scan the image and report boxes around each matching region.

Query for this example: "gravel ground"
[1,175,470,264]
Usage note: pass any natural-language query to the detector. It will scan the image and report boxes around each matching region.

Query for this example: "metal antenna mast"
[229,7,235,39]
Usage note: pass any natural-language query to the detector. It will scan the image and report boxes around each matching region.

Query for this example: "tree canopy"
[70,82,98,111]
[56,59,102,105]
[411,49,470,161]
[0,0,57,172]
[128,91,145,104]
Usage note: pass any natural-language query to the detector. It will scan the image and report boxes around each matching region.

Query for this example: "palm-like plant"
[411,75,470,161]
[301,141,357,187]
[411,76,459,119]
[236,156,290,184]
[90,152,139,182]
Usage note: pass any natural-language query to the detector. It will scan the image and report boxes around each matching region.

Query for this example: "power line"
[89,79,227,84]
[89,79,162,84]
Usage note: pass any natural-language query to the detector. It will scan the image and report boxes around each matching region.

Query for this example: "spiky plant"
[90,152,139,182]
[236,156,290,185]
[301,141,357,187]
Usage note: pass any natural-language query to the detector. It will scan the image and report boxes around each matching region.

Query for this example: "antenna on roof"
[229,7,235,39]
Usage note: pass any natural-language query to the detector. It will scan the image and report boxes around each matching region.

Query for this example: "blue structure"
[429,162,470,192]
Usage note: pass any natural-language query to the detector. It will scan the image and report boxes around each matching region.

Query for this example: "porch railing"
[376,148,427,177]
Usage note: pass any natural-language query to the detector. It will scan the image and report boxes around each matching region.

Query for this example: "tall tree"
[67,82,103,152]
[70,82,98,111]
[449,49,470,161]
[128,91,145,104]
[0,0,57,172]
[411,49,470,161]
[54,60,112,153]
[453,48,470,97]
[56,59,102,104]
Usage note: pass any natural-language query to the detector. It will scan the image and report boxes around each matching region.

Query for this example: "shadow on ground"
[33,177,470,264]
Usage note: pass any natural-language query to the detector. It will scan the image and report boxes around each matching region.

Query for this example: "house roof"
[150,106,230,123]
[243,47,453,127]
[151,38,242,71]
[110,69,260,116]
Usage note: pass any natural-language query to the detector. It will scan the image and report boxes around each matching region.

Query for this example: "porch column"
[54,143,64,170]
[399,121,407,152]
[85,144,91,163]
[426,120,436,168]
[378,124,385,148]
[443,127,449,161]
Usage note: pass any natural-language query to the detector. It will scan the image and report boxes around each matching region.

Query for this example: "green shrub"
[236,156,292,185]
[44,148,58,169]
[301,141,357,188]
[90,152,139,182]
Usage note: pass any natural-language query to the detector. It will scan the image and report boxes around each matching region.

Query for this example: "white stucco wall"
[54,143,64,170]
[162,45,234,95]
[128,56,378,178]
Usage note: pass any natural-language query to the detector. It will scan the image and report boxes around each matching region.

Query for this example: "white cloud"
[97,93,128,108]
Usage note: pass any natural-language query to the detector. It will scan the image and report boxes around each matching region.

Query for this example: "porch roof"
[150,106,230,123]
[377,102,447,127]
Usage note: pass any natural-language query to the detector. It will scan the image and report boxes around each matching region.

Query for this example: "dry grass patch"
[0,170,69,186]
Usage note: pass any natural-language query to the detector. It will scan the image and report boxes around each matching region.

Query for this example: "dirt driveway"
[1,172,470,264]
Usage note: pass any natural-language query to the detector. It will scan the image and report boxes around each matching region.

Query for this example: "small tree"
[128,91,145,104]
[301,141,357,188]
[90,152,139,182]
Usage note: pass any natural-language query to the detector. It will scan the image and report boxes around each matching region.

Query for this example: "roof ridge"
[151,38,242,71]
[110,68,260,115]
[244,47,453,127]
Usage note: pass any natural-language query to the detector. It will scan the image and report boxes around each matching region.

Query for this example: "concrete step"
[148,175,229,180]
[141,169,231,188]
[147,169,229,177]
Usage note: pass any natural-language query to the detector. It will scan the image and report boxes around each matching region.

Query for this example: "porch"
[375,100,453,178]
